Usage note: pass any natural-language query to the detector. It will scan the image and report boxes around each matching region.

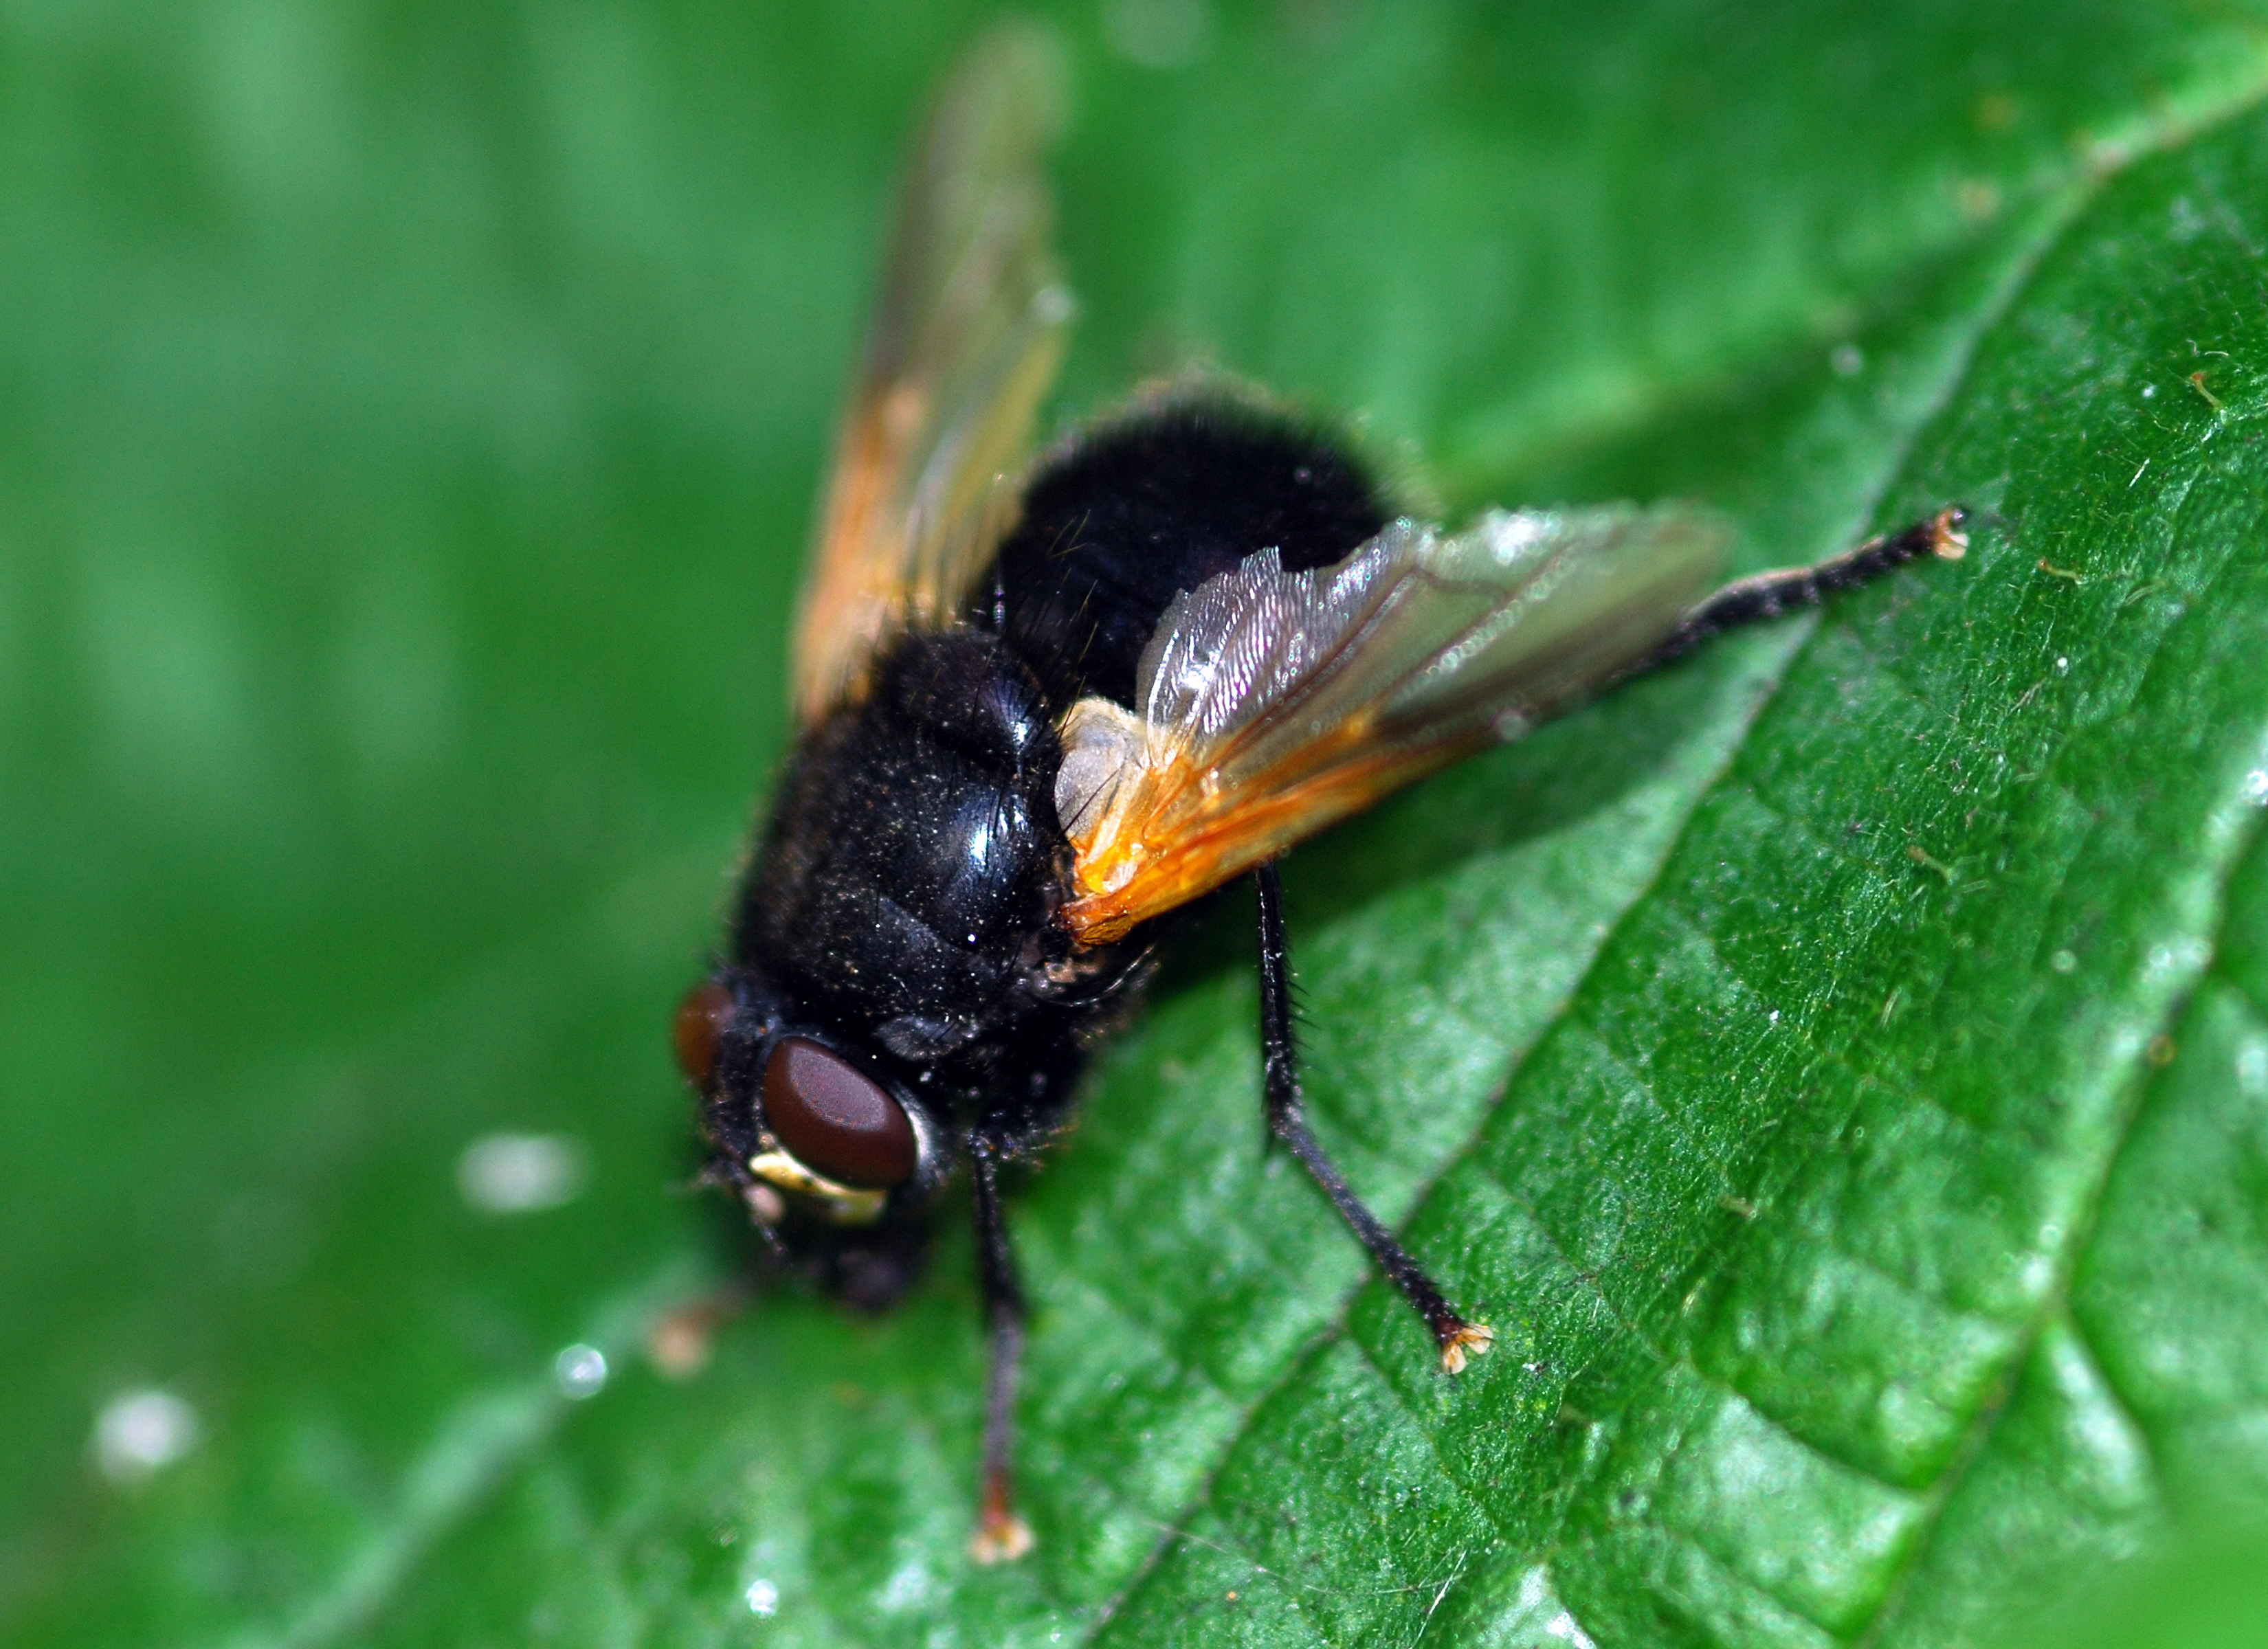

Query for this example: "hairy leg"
[1636,506,1968,676]
[1254,860,1492,1373]
[968,1144,1036,1562]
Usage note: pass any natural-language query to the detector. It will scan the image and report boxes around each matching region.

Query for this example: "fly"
[669,27,1967,1563]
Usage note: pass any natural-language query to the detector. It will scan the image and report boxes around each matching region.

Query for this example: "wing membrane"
[1054,506,1731,943]
[792,27,1071,724]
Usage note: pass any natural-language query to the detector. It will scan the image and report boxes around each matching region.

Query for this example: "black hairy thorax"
[729,402,1392,1146]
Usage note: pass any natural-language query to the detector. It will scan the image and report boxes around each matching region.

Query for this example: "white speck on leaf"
[458,1133,586,1213]
[879,1562,933,1611]
[2236,1039,2268,1095]
[553,1345,608,1400]
[94,1389,200,1482]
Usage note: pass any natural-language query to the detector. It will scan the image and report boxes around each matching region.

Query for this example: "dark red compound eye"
[762,1037,918,1190]
[672,980,734,1090]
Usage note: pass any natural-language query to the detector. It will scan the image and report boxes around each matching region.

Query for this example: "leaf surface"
[8,5,2268,1647]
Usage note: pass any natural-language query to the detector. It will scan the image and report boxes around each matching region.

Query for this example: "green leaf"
[9,4,2268,1646]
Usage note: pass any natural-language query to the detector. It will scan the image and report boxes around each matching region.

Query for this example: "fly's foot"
[645,1281,751,1380]
[647,1310,714,1380]
[1438,1319,1495,1375]
[971,1475,1035,1564]
[1929,506,1970,560]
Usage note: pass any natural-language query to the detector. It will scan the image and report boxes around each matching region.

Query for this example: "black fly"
[668,29,1966,1562]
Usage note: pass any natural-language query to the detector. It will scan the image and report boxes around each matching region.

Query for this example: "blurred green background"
[10,2,2268,1645]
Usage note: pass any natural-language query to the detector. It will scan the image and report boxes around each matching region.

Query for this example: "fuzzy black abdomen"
[990,401,1389,710]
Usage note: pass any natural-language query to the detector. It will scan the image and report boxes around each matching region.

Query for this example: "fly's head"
[675,969,955,1305]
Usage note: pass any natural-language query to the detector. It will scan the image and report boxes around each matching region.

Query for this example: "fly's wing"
[1054,506,1731,943]
[791,27,1072,725]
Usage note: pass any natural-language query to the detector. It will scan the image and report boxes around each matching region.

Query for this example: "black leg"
[1255,860,1493,1373]
[1632,506,1968,678]
[968,1143,1035,1562]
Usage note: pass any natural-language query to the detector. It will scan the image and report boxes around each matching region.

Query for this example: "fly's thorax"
[734,631,1076,1055]
[710,632,1139,1222]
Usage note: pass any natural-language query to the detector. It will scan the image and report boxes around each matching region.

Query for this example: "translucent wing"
[791,27,1072,725]
[1054,506,1731,943]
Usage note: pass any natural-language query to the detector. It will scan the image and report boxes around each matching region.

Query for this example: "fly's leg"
[1637,506,1968,674]
[968,1142,1036,1563]
[1255,860,1493,1373]
[645,1277,755,1380]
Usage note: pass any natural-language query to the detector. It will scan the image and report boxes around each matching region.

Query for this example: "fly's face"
[674,974,952,1237]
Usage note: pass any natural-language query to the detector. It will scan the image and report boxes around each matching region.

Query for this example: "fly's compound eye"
[762,1037,918,1190]
[673,979,735,1090]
